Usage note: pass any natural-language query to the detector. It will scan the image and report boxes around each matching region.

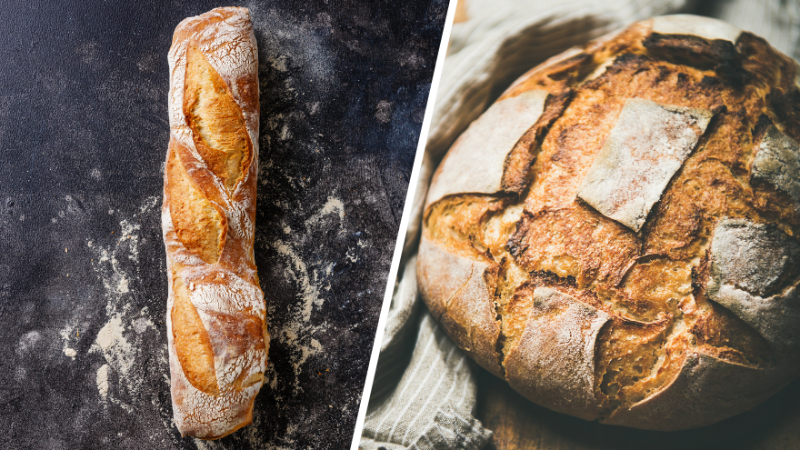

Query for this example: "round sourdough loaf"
[418,14,800,431]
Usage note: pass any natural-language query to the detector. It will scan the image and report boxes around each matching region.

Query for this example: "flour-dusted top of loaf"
[163,7,267,440]
[752,125,800,212]
[576,98,713,232]
[504,287,610,421]
[419,14,800,430]
[426,90,548,208]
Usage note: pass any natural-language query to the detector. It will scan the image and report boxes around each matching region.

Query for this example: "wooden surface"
[477,368,800,450]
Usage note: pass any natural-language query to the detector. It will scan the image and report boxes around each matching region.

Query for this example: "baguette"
[162,7,267,439]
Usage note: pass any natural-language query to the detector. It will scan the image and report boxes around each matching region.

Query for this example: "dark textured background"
[0,0,446,448]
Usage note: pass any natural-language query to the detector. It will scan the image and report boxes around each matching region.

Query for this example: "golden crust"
[419,15,800,430]
[172,276,219,396]
[163,7,266,440]
[184,42,252,192]
[166,141,225,264]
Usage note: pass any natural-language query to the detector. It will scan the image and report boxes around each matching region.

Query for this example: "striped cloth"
[362,1,800,449]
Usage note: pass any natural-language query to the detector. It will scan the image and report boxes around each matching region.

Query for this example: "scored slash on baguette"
[163,7,267,440]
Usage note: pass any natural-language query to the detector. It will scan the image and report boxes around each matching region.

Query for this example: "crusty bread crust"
[419,15,800,430]
[163,7,267,439]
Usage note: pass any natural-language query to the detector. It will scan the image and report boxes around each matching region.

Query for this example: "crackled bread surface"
[418,15,800,431]
[163,7,267,440]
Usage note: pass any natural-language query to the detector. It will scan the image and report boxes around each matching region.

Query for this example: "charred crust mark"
[736,32,773,61]
[698,75,724,90]
[644,33,747,88]
[768,89,800,142]
[707,105,728,132]
[506,210,534,258]
[528,269,579,289]
[655,66,672,84]
[502,90,574,195]
[611,52,652,68]
[691,252,711,297]
[737,32,791,89]
[545,53,594,82]
[519,270,603,310]
[676,72,689,87]
[582,53,654,90]
[753,114,774,141]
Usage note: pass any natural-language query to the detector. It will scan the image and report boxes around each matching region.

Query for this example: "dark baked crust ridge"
[418,15,800,430]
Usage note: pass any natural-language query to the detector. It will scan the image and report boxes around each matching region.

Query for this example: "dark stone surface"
[0,0,445,448]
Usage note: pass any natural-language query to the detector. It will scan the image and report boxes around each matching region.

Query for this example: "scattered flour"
[96,364,110,400]
[345,247,359,263]
[132,316,156,334]
[375,100,393,123]
[274,240,324,322]
[87,196,167,411]
[138,196,159,214]
[193,439,219,450]
[91,314,133,376]
[271,55,288,72]
[305,196,345,230]
[277,320,324,395]
[266,194,357,397]
[16,330,42,356]
[59,322,79,360]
